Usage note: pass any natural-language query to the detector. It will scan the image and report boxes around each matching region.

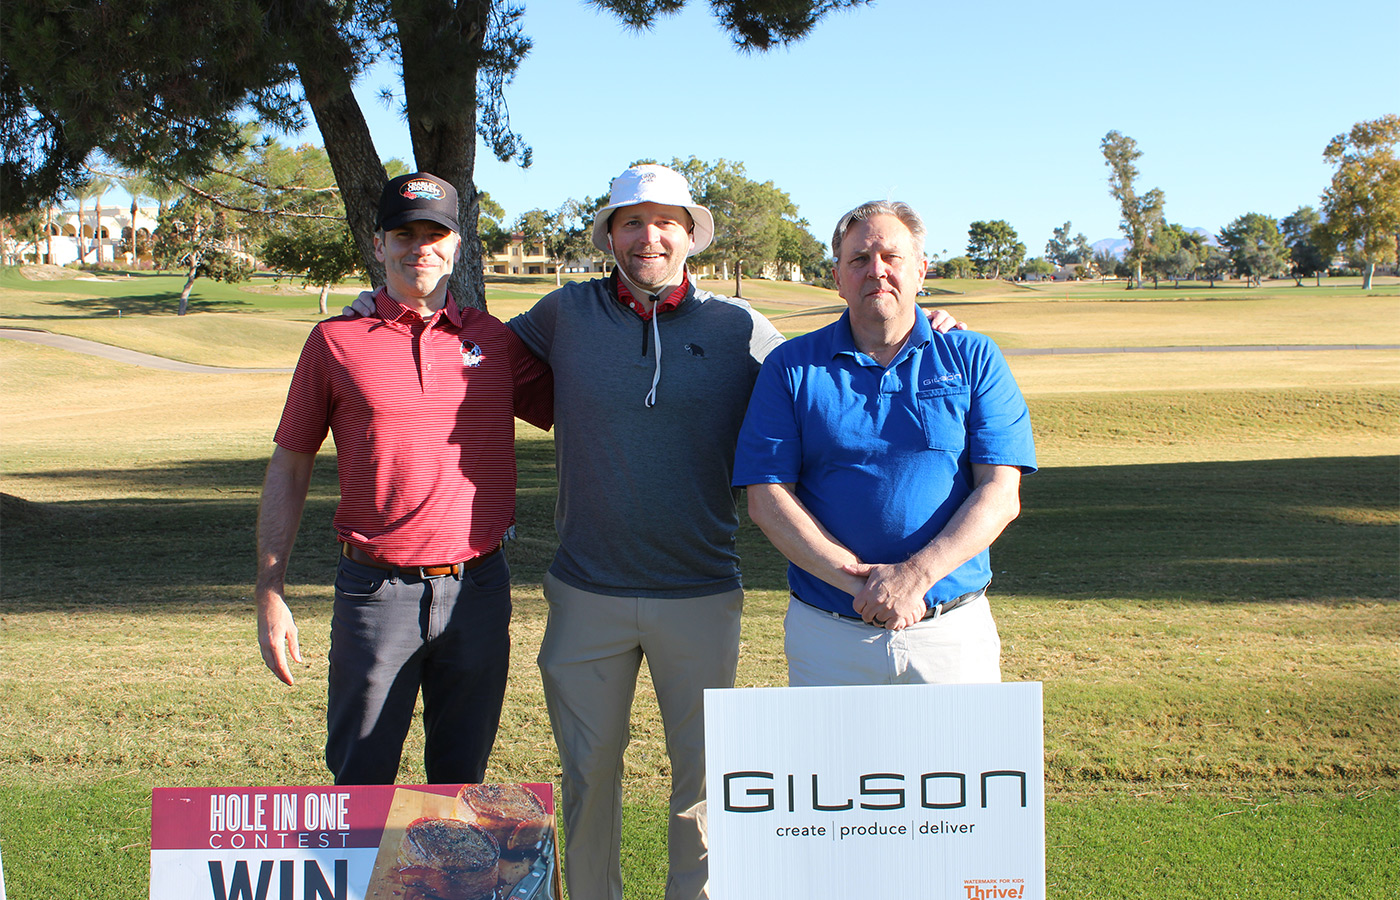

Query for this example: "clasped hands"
[841,559,931,630]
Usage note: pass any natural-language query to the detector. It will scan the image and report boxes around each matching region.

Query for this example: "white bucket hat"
[590,164,715,256]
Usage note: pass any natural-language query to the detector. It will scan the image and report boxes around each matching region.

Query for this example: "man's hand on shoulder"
[342,290,376,318]
[843,561,931,630]
[924,308,967,333]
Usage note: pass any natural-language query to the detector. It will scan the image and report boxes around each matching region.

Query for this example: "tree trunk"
[130,197,139,264]
[289,10,389,298]
[318,283,329,315]
[735,260,743,298]
[396,1,489,311]
[94,202,104,264]
[76,195,88,263]
[44,207,53,264]
[178,264,197,315]
[1363,261,1375,290]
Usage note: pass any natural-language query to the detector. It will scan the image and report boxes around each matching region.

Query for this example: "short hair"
[831,201,927,261]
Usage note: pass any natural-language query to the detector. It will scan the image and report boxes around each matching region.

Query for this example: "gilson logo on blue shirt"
[922,373,963,387]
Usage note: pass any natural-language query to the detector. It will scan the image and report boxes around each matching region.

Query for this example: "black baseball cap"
[376,173,460,233]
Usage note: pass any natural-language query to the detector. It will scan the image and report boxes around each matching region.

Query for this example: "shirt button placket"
[420,327,435,392]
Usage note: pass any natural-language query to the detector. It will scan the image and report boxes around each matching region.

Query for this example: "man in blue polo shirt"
[734,200,1036,686]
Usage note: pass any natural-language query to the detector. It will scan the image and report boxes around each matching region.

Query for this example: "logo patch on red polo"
[460,339,483,367]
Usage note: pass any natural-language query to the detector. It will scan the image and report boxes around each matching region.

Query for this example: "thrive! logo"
[964,879,1026,899]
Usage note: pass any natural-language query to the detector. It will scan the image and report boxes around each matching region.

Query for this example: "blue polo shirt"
[733,310,1036,616]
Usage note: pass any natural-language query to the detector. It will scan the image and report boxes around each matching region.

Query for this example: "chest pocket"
[916,385,970,451]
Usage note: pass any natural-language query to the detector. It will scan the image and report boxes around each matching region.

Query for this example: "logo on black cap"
[400,180,446,201]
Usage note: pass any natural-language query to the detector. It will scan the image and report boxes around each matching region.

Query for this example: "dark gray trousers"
[325,551,511,785]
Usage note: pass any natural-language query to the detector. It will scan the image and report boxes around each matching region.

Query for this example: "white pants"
[784,593,1002,686]
[537,572,744,900]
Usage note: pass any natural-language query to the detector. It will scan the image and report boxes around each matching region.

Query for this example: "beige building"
[482,234,609,276]
[6,204,161,267]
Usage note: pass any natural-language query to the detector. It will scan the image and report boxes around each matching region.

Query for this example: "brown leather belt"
[341,542,500,578]
[921,586,984,619]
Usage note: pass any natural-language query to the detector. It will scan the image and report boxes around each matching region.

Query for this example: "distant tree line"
[1084,120,1399,291]
[926,117,1397,290]
[3,135,836,312]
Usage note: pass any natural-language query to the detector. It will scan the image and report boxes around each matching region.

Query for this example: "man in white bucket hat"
[509,164,771,900]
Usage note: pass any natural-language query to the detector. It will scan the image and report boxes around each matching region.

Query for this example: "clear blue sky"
[308,0,1396,258]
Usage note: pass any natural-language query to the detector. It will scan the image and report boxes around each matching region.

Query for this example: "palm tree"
[119,171,180,266]
[70,177,112,265]
[89,176,112,264]
[71,183,88,264]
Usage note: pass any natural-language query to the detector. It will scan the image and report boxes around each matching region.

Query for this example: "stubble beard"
[622,249,684,294]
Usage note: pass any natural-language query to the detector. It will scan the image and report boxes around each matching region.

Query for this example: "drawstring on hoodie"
[644,299,662,407]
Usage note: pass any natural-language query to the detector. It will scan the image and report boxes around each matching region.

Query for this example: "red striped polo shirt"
[274,288,554,565]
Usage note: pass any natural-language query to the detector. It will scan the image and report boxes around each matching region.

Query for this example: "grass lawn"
[0,267,1397,898]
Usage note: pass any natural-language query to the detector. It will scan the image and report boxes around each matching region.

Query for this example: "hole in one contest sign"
[704,683,1044,900]
[149,783,558,900]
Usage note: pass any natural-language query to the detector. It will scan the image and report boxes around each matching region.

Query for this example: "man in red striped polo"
[254,172,554,785]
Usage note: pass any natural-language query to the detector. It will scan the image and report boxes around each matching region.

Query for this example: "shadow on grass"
[0,446,562,605]
[994,455,1398,602]
[10,293,256,317]
[738,455,1399,601]
[2,453,1395,608]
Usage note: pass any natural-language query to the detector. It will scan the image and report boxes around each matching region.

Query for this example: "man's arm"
[844,463,1022,630]
[255,445,317,685]
[505,326,554,430]
[746,483,868,598]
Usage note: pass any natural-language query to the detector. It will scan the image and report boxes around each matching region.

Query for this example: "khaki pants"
[784,593,1002,686]
[537,573,744,900]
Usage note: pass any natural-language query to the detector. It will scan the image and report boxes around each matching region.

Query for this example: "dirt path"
[0,328,294,374]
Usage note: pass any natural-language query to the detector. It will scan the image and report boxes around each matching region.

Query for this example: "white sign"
[705,683,1044,900]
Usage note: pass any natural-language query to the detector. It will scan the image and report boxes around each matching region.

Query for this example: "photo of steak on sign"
[387,784,555,900]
